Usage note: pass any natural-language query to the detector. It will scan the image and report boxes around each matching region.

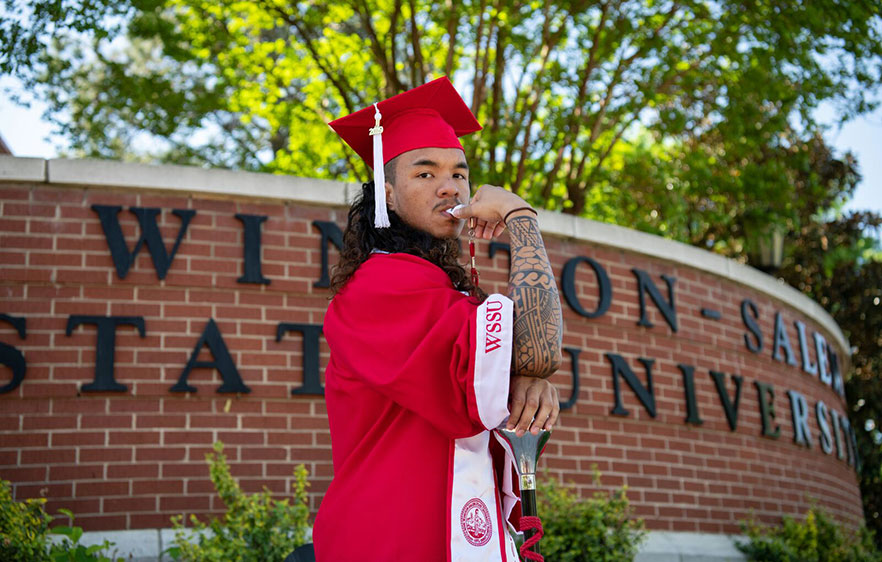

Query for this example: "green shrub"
[0,478,51,561]
[537,468,646,562]
[48,509,124,562]
[1,480,122,562]
[737,505,882,562]
[168,441,311,562]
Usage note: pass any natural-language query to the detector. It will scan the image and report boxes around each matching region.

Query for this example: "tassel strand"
[370,103,390,228]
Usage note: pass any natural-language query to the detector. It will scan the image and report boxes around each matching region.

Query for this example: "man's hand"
[506,375,560,436]
[455,184,563,379]
[451,184,528,239]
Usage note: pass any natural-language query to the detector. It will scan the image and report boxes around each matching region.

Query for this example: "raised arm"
[505,211,563,378]
[453,186,562,435]
[453,186,563,377]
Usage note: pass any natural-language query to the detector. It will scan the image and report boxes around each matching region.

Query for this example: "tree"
[2,0,880,214]
[596,129,866,251]
[770,142,882,545]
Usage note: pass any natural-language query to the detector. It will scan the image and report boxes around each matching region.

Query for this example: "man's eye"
[417,172,433,178]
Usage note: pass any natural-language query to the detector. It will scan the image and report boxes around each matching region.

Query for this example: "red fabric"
[518,516,544,561]
[328,76,482,169]
[490,434,522,523]
[313,253,502,561]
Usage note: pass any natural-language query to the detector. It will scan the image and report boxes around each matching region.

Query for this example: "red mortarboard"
[329,76,482,227]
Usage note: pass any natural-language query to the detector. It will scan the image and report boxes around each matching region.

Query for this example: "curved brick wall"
[0,157,861,536]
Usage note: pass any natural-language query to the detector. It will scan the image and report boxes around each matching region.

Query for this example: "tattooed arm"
[452,185,563,435]
[505,211,563,377]
[453,186,563,376]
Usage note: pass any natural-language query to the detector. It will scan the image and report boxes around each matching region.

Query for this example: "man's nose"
[437,178,459,198]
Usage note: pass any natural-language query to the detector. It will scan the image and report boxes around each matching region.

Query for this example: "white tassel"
[370,103,390,228]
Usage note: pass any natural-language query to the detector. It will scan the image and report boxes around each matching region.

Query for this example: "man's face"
[385,147,470,239]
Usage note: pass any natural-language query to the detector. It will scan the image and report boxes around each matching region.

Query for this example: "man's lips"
[440,203,465,218]
[438,203,465,220]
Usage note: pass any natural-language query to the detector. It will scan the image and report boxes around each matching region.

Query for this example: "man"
[313,77,563,561]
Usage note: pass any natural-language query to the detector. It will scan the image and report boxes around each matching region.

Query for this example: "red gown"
[313,253,519,561]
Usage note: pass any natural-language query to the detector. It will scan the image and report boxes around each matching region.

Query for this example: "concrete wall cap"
[45,157,348,206]
[0,154,46,181]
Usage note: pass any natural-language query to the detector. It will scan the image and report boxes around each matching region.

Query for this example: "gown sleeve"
[323,253,513,439]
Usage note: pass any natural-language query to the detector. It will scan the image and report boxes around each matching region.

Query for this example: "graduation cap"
[329,76,482,228]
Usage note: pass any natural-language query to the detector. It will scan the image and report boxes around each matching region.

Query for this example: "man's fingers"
[515,385,542,436]
[537,385,560,432]
[482,221,499,240]
[468,218,503,240]
[451,203,475,219]
[530,392,555,434]
[515,400,538,436]
[507,377,561,435]
[507,393,526,431]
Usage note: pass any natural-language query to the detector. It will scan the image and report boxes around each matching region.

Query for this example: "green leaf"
[52,525,75,537]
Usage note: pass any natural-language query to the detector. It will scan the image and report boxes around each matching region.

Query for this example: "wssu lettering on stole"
[0,208,859,470]
[484,298,505,354]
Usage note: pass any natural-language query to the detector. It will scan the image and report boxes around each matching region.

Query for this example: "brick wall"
[0,172,862,535]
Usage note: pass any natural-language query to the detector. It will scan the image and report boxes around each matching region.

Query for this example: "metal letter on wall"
[816,401,834,455]
[277,323,325,395]
[65,316,146,392]
[837,415,859,468]
[786,390,812,448]
[561,256,612,319]
[794,321,818,376]
[235,214,270,285]
[605,353,657,418]
[813,332,831,386]
[171,319,251,393]
[488,242,510,259]
[828,344,845,397]
[312,221,344,288]
[0,314,27,394]
[677,364,704,425]
[754,380,781,439]
[831,409,846,461]
[488,242,511,270]
[772,312,797,366]
[709,370,743,431]
[91,205,196,280]
[632,269,678,332]
[848,420,861,470]
[740,299,763,353]
[559,347,581,410]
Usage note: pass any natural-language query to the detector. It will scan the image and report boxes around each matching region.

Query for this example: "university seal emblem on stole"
[460,497,492,546]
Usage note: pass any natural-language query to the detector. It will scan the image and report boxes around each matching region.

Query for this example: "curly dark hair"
[329,180,485,300]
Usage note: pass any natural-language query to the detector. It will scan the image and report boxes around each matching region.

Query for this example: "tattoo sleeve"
[506,215,563,378]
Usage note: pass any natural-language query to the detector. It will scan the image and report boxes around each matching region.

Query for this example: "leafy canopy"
[2,0,880,216]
